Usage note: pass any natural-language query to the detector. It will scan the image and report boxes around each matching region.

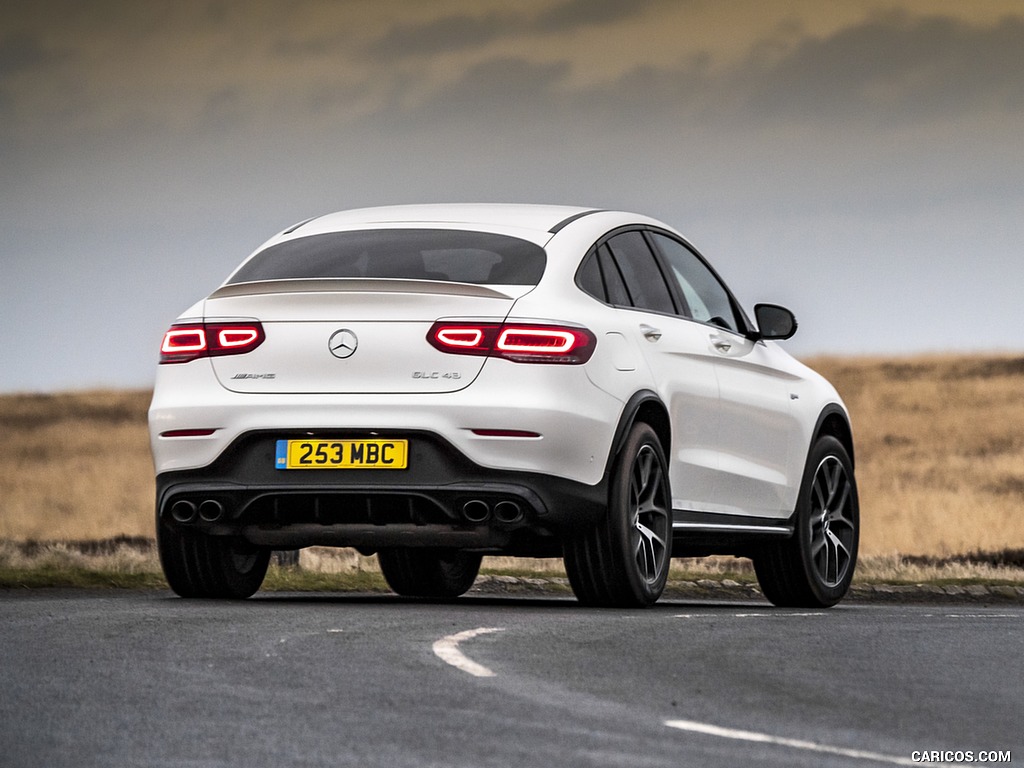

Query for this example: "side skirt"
[671,509,793,557]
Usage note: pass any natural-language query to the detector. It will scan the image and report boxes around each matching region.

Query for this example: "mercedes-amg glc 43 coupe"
[149,204,858,607]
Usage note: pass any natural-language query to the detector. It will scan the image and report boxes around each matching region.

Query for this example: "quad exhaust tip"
[461,499,524,524]
[170,500,197,524]
[198,499,224,523]
[169,499,224,524]
[462,500,490,523]
[494,500,523,524]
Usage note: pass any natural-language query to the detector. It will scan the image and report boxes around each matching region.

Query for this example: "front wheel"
[377,549,482,598]
[157,520,270,599]
[753,435,859,607]
[564,422,672,607]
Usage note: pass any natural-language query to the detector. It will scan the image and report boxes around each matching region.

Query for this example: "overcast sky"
[3,0,1023,392]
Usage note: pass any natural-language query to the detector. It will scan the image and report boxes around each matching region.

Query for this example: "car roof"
[283,204,602,239]
[227,204,685,293]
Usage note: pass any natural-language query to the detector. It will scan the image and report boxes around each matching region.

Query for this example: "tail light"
[427,322,596,364]
[160,321,266,364]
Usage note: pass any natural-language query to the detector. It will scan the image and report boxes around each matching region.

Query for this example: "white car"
[149,204,858,607]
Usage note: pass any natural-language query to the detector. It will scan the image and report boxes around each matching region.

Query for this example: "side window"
[597,245,631,306]
[576,251,605,301]
[650,233,740,333]
[605,231,676,314]
[577,247,630,305]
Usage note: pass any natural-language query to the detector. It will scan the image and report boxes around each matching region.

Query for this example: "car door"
[648,232,803,519]
[596,231,723,513]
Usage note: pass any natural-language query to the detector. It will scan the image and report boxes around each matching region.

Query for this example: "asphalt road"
[1,591,1020,768]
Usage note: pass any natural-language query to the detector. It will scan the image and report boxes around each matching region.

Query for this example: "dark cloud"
[273,31,350,59]
[428,56,568,107]
[364,8,1024,146]
[0,32,57,77]
[0,33,45,74]
[744,13,1024,122]
[197,85,254,132]
[570,55,713,122]
[366,11,521,60]
[374,56,571,131]
[533,0,658,33]
[362,48,710,138]
[346,13,1024,225]
[365,0,658,60]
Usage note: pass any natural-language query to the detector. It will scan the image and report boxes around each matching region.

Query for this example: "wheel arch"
[607,390,671,473]
[811,404,855,468]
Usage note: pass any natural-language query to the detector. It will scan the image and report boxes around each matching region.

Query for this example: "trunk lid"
[204,279,526,394]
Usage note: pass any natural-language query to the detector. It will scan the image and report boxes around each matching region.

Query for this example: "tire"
[564,422,672,607]
[753,435,859,608]
[157,518,270,599]
[377,549,482,598]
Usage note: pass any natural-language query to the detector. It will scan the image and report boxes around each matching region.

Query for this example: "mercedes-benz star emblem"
[328,329,358,359]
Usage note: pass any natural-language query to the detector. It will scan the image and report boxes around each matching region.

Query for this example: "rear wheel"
[564,422,672,607]
[753,435,859,607]
[377,549,482,598]
[157,519,270,599]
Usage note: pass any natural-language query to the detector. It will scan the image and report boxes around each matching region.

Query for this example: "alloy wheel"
[808,455,856,588]
[629,445,670,587]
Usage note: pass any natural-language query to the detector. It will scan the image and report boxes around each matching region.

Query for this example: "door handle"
[640,324,662,342]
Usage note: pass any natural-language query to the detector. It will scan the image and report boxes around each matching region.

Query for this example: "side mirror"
[753,303,797,341]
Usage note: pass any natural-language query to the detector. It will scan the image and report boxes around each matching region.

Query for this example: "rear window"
[227,229,547,286]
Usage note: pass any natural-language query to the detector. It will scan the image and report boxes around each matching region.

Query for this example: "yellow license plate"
[275,439,408,470]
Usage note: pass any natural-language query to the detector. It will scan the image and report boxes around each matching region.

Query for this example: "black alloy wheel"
[754,435,859,608]
[564,422,672,607]
[157,518,270,599]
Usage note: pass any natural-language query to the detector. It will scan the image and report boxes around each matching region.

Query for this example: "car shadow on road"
[172,592,779,612]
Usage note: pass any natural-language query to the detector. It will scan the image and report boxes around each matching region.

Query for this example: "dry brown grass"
[810,354,1024,556]
[2,353,1023,558]
[3,542,1022,587]
[0,390,154,540]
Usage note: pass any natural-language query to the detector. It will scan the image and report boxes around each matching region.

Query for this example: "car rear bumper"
[149,357,623,487]
[155,429,609,555]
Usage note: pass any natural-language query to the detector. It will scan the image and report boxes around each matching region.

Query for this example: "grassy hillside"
[810,355,1024,555]
[2,354,1023,558]
[2,389,153,541]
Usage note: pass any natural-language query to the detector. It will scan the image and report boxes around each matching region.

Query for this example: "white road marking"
[433,627,505,678]
[664,719,937,766]
[673,612,1021,621]
[675,618,827,622]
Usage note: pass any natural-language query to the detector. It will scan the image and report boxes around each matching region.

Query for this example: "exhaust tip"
[494,500,523,524]
[198,499,224,523]
[170,500,197,524]
[462,500,490,523]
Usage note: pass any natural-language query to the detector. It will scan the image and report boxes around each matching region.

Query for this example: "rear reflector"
[470,429,542,438]
[428,322,596,364]
[160,429,218,438]
[160,321,265,364]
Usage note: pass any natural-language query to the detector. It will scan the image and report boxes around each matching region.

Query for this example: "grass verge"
[2,539,1024,595]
